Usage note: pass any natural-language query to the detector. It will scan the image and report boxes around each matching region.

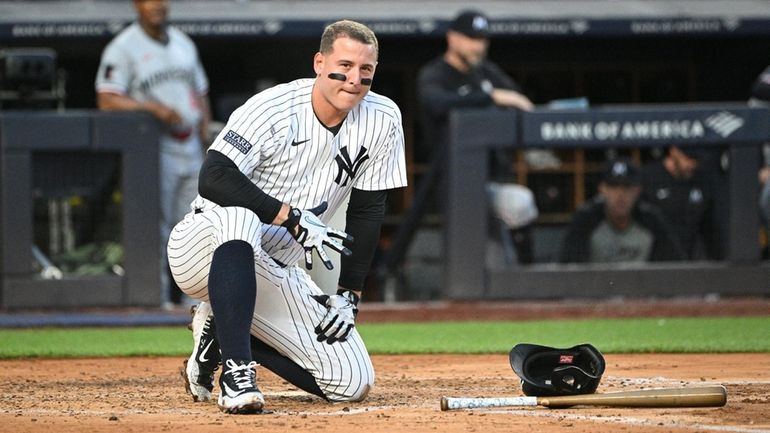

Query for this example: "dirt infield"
[1,354,768,433]
[1,298,768,433]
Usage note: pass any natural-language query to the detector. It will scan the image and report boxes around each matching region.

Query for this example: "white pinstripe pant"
[167,206,374,402]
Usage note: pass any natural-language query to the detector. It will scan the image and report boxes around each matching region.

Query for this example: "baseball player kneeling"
[167,20,406,414]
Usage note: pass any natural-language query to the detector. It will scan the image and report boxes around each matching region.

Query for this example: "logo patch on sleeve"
[223,130,253,154]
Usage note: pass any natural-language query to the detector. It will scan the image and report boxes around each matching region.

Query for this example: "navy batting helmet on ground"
[509,343,605,396]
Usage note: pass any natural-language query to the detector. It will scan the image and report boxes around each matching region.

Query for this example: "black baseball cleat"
[218,359,265,414]
[181,302,221,402]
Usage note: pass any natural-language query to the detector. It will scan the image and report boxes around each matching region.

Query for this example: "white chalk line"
[5,405,398,419]
[604,376,770,386]
[4,407,203,417]
[268,405,394,417]
[480,408,770,433]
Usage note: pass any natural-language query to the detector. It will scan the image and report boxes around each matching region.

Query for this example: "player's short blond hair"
[319,20,378,59]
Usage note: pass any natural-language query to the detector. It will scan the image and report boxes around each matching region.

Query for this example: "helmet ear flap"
[550,364,601,394]
[509,343,606,397]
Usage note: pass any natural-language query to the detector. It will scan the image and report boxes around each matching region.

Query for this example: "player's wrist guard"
[281,206,302,238]
[336,289,360,308]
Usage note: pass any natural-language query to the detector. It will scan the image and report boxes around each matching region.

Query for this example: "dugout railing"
[445,104,770,299]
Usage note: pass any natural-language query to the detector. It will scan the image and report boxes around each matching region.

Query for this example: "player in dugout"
[560,157,685,263]
[640,146,721,260]
[416,9,539,265]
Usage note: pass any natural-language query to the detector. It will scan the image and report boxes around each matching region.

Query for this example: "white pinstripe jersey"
[95,23,208,157]
[191,78,407,266]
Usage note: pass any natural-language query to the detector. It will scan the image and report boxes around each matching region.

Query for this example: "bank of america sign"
[539,112,744,142]
[705,111,745,138]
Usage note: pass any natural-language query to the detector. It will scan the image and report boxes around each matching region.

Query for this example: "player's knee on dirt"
[323,376,374,402]
[345,383,372,402]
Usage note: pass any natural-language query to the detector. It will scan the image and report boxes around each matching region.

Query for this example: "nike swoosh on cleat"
[198,339,214,363]
[221,382,247,398]
[291,139,310,147]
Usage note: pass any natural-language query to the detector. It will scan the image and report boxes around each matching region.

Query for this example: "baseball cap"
[675,145,703,161]
[449,10,490,38]
[602,158,641,186]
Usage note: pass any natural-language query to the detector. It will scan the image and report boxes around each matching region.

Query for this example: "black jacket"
[640,161,719,259]
[416,57,521,169]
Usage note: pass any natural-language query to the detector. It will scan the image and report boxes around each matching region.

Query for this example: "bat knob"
[440,397,449,411]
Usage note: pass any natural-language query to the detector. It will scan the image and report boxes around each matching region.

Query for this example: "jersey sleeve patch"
[223,130,253,154]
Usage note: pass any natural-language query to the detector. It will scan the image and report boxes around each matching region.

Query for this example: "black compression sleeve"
[198,150,282,224]
[338,188,387,292]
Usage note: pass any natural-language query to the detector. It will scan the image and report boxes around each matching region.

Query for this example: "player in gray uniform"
[167,20,406,414]
[95,0,210,309]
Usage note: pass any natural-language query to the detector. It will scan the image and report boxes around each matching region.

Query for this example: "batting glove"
[282,202,353,270]
[312,290,359,344]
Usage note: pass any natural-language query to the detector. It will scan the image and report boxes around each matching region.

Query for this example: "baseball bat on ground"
[440,385,727,410]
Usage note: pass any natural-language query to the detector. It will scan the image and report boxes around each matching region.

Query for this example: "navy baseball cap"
[602,158,641,186]
[449,10,490,38]
[676,145,704,161]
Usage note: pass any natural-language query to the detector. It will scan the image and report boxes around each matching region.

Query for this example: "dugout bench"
[0,111,160,308]
[445,104,770,299]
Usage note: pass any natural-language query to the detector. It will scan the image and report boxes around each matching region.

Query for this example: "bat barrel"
[538,385,727,408]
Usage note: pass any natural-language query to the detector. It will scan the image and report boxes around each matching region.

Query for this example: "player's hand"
[311,290,359,344]
[143,100,183,126]
[490,89,534,111]
[282,202,353,270]
[759,166,770,184]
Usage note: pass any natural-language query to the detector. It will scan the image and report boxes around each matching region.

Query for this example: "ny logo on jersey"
[334,146,369,186]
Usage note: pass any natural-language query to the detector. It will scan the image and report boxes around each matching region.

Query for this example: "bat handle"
[441,396,538,411]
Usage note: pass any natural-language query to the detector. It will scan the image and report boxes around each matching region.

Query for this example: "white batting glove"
[312,290,359,344]
[282,202,353,270]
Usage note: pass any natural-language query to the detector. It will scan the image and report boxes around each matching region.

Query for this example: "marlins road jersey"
[192,78,407,266]
[95,23,208,157]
